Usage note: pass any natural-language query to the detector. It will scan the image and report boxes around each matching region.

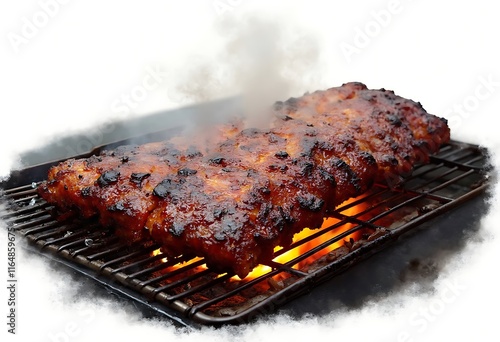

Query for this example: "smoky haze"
[170,15,324,131]
[2,1,499,341]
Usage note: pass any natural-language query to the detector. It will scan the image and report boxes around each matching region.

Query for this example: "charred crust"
[246,169,258,177]
[305,128,318,136]
[80,187,91,197]
[386,114,402,126]
[275,151,289,159]
[300,162,314,177]
[331,158,362,193]
[331,158,350,171]
[186,146,203,158]
[277,114,294,121]
[169,222,185,237]
[221,216,243,234]
[278,205,294,223]
[107,201,126,212]
[318,168,336,187]
[284,97,299,111]
[130,172,151,184]
[268,133,284,144]
[177,168,198,176]
[152,178,174,198]
[97,170,120,187]
[381,155,399,166]
[213,207,227,219]
[208,156,226,166]
[257,202,272,222]
[214,231,226,241]
[359,151,377,165]
[297,194,324,212]
[300,137,318,157]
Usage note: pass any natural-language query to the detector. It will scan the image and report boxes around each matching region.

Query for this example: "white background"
[1,1,500,341]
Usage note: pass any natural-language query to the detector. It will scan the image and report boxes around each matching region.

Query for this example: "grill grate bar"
[0,140,490,326]
[98,243,162,271]
[83,240,128,260]
[126,255,191,279]
[2,182,39,195]
[0,202,50,220]
[11,214,55,231]
[70,236,122,257]
[138,258,207,288]
[154,268,222,301]
[29,222,77,242]
[188,269,286,315]
[110,252,168,275]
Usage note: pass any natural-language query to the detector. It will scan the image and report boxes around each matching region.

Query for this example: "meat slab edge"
[38,82,450,278]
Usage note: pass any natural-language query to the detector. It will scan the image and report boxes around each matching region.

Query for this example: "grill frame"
[0,138,490,326]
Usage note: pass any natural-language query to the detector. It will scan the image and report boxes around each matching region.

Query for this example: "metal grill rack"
[0,140,490,326]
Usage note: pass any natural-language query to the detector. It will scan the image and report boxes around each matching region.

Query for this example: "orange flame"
[151,197,367,281]
[237,196,367,280]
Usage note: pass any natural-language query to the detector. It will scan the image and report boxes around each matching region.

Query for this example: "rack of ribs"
[38,82,450,278]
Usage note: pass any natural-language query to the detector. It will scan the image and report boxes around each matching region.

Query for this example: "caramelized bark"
[38,82,450,278]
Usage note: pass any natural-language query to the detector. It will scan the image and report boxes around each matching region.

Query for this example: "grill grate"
[0,140,490,326]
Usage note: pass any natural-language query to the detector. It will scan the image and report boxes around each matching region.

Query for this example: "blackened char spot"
[359,151,377,165]
[297,194,324,212]
[214,232,226,241]
[130,172,151,184]
[268,133,284,144]
[152,178,174,199]
[97,170,120,187]
[209,156,226,166]
[300,137,318,157]
[107,201,126,212]
[318,168,336,187]
[257,202,272,222]
[81,187,91,197]
[213,207,227,219]
[284,97,299,112]
[177,168,197,176]
[301,161,314,177]
[275,151,289,159]
[381,155,399,166]
[331,158,362,193]
[169,222,185,237]
[386,114,402,126]
[186,146,203,158]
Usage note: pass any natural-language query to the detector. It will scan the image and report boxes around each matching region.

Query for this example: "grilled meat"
[38,82,450,278]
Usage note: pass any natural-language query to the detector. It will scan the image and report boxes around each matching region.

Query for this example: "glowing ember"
[150,196,368,281]
[238,196,367,280]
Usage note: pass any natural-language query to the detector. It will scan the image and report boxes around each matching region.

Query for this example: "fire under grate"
[0,140,490,326]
